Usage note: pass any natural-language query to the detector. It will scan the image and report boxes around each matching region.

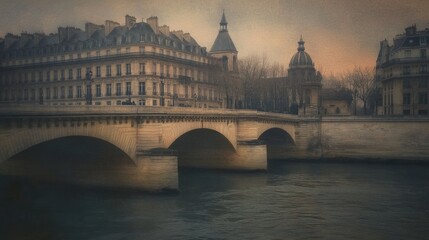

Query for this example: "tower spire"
[297,35,305,51]
[220,10,228,31]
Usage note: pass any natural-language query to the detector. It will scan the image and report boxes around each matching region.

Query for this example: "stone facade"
[0,14,229,109]
[376,25,429,116]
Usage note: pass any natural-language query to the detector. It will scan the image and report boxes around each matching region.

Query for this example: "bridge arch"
[168,128,236,168]
[258,127,295,160]
[0,125,136,163]
[162,121,237,150]
[256,124,296,143]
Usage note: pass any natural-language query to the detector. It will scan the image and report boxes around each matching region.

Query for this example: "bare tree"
[342,66,376,115]
[238,54,269,109]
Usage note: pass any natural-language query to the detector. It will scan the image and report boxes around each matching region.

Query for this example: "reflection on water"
[1,160,429,239]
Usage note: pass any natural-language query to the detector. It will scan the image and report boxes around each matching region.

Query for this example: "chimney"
[105,20,120,35]
[158,25,170,36]
[125,15,136,28]
[183,33,192,42]
[85,22,105,38]
[4,33,19,49]
[172,30,184,41]
[147,16,159,34]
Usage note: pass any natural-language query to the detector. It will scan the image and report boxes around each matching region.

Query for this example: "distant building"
[0,14,233,108]
[259,36,322,115]
[376,25,429,116]
[209,11,242,109]
[320,88,353,116]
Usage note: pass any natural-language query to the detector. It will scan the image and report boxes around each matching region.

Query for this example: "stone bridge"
[0,105,321,191]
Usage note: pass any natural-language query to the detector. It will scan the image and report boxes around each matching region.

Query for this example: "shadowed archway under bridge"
[258,128,295,160]
[0,136,146,189]
[169,128,237,169]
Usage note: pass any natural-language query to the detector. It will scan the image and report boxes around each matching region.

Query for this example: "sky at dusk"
[1,0,428,75]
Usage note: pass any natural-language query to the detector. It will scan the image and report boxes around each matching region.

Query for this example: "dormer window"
[420,37,427,46]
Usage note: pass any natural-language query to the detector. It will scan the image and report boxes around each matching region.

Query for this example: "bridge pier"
[231,141,267,171]
[134,149,179,192]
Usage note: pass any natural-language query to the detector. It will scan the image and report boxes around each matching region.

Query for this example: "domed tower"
[288,36,322,116]
[210,11,238,72]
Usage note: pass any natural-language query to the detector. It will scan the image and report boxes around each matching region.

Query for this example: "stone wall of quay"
[284,117,429,161]
[320,117,429,160]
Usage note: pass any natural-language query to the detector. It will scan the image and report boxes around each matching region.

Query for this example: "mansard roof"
[0,18,206,56]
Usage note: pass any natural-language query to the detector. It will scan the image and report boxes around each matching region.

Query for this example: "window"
[96,84,101,97]
[77,53,81,59]
[46,88,51,99]
[60,70,65,80]
[38,72,43,82]
[419,78,428,88]
[87,52,91,58]
[60,87,65,99]
[126,82,131,95]
[46,71,50,81]
[405,49,411,57]
[418,110,428,115]
[139,99,146,106]
[77,86,82,98]
[77,68,82,79]
[54,70,58,81]
[106,84,112,96]
[152,63,157,75]
[106,50,110,56]
[139,46,144,53]
[30,89,35,100]
[421,49,427,59]
[403,109,410,115]
[403,66,411,75]
[139,82,145,95]
[153,99,158,106]
[126,47,130,53]
[403,79,411,89]
[153,82,157,95]
[116,100,121,105]
[106,65,112,77]
[116,64,121,76]
[24,88,28,100]
[86,85,91,98]
[68,69,73,80]
[403,93,411,105]
[139,63,145,74]
[96,51,100,57]
[116,48,121,54]
[126,63,131,75]
[116,83,122,96]
[419,92,428,104]
[96,66,101,77]
[68,86,73,98]
[53,87,58,99]
[421,37,427,46]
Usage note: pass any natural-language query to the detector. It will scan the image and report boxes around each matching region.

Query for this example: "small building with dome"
[257,36,322,116]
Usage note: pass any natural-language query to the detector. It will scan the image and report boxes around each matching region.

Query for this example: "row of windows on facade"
[1,63,211,85]
[401,64,428,75]
[402,48,427,58]
[2,44,209,65]
[0,83,220,102]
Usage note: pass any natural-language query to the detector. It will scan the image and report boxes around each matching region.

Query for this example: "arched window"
[222,56,228,71]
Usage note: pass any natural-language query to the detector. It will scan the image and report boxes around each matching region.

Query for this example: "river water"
[1,160,428,240]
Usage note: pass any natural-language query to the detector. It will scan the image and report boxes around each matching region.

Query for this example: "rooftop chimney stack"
[159,25,170,36]
[85,22,105,38]
[105,20,120,35]
[125,15,136,29]
[147,16,159,34]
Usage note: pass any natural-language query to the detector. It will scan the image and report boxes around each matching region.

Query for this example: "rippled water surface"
[1,161,429,240]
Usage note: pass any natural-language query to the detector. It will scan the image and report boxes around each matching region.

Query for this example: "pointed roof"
[210,11,237,53]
